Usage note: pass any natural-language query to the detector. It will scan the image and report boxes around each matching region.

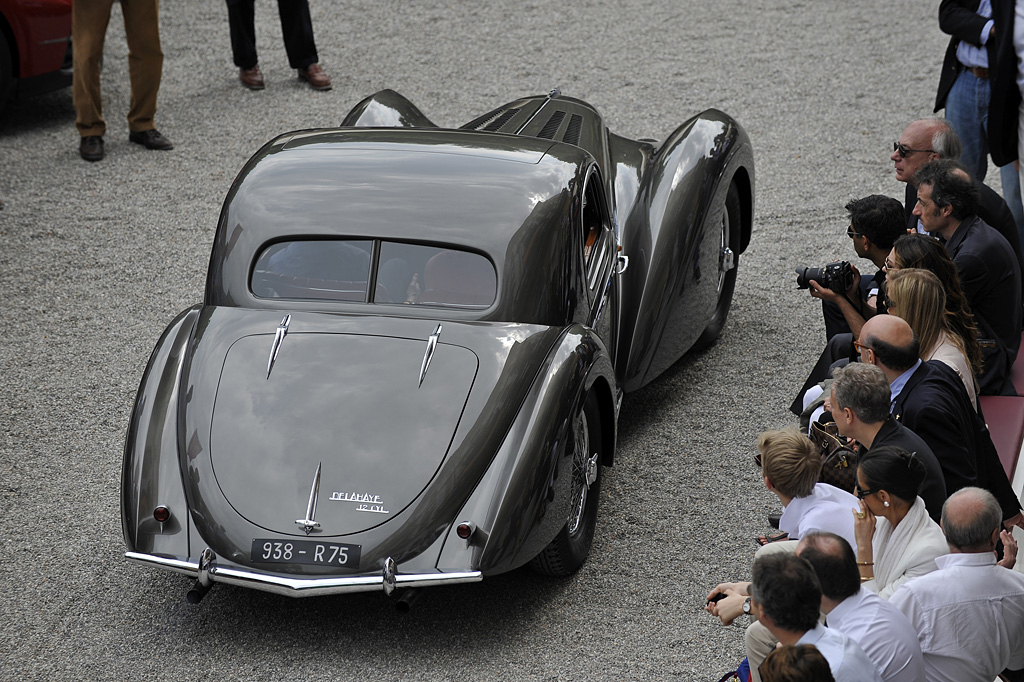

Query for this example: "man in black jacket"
[935,0,1024,234]
[827,363,947,521]
[858,315,1024,529]
[914,159,1021,394]
[893,118,1022,267]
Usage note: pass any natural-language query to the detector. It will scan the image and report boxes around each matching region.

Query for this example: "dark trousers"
[226,0,318,70]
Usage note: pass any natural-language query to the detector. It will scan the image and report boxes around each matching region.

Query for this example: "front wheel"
[530,394,602,577]
[692,182,742,351]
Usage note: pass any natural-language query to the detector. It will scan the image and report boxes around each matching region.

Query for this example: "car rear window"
[251,239,496,309]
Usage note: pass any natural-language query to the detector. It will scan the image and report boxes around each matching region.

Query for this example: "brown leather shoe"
[298,63,332,91]
[239,65,265,90]
[79,135,104,162]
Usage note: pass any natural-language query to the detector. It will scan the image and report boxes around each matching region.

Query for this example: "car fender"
[616,109,754,390]
[339,89,438,128]
[121,306,199,556]
[436,323,616,575]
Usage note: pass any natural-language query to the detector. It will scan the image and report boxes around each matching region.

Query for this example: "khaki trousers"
[73,0,163,137]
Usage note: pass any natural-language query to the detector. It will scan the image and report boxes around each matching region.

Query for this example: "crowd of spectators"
[708,3,1024,679]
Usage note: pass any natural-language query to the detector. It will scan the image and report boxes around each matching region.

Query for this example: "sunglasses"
[855,484,878,499]
[847,227,863,239]
[893,142,935,159]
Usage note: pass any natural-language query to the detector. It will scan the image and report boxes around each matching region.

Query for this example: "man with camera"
[801,195,907,341]
[789,196,907,415]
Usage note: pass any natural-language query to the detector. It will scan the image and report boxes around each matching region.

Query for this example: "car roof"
[207,128,594,323]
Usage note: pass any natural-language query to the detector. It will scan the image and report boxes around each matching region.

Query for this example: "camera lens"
[795,266,826,289]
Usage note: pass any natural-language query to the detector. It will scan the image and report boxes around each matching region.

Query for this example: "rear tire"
[530,394,602,577]
[692,182,742,351]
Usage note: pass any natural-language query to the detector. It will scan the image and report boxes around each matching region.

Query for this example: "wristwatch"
[742,597,752,614]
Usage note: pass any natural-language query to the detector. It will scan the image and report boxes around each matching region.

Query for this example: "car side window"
[581,173,612,293]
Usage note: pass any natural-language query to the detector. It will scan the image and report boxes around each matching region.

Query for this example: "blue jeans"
[946,69,1024,241]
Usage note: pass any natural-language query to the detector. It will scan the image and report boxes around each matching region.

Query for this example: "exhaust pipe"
[394,589,421,613]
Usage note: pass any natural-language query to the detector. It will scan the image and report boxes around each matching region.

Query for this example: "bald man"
[893,118,1018,252]
[890,488,1024,681]
[858,315,1023,529]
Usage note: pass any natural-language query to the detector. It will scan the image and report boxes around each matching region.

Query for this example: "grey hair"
[831,363,891,424]
[941,487,1002,549]
[920,117,962,160]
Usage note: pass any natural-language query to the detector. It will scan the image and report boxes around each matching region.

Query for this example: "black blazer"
[893,360,1022,519]
[989,0,1020,166]
[861,416,947,522]
[936,0,997,112]
[945,215,1022,394]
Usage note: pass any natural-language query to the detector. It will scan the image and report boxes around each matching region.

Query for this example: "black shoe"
[768,513,781,529]
[129,129,174,150]
[79,136,104,162]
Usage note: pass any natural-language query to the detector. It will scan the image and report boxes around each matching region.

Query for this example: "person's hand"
[845,264,862,299]
[705,581,750,601]
[998,529,1018,569]
[705,591,748,626]
[1003,511,1024,532]
[808,279,843,304]
[853,500,876,554]
[705,582,751,626]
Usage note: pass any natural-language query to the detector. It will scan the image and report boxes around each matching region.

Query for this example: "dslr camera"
[795,261,855,294]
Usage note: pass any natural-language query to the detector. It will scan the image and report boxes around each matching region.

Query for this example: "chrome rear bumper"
[125,551,482,598]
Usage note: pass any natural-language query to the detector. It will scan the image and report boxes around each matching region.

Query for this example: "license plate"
[251,539,361,568]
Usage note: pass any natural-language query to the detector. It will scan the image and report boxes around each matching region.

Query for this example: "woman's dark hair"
[760,645,836,682]
[857,445,926,504]
[890,233,981,374]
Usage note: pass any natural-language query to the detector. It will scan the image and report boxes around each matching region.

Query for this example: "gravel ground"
[0,1,952,680]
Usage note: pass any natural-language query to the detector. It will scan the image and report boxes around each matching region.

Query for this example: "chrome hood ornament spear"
[294,462,322,535]
[267,314,291,379]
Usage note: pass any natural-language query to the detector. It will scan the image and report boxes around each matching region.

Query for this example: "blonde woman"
[885,267,980,409]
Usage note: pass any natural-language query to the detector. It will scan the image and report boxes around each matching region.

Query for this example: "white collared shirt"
[827,587,925,682]
[796,624,883,682]
[779,482,860,553]
[890,552,1024,682]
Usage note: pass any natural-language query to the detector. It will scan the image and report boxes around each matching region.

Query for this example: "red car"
[0,0,73,109]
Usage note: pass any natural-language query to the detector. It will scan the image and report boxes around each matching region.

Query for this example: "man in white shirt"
[890,487,1024,681]
[749,552,882,682]
[797,532,925,682]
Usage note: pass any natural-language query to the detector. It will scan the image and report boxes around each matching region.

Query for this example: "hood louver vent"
[460,106,505,131]
[537,111,566,140]
[563,114,583,146]
[483,108,521,132]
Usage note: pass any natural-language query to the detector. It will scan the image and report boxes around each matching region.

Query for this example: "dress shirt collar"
[824,586,870,628]
[934,551,996,570]
[889,359,922,409]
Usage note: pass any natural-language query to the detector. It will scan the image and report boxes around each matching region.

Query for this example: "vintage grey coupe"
[122,89,754,603]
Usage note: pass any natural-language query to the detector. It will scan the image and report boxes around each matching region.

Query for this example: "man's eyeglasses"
[855,484,878,499]
[847,226,863,239]
[893,142,935,159]
[853,340,872,355]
